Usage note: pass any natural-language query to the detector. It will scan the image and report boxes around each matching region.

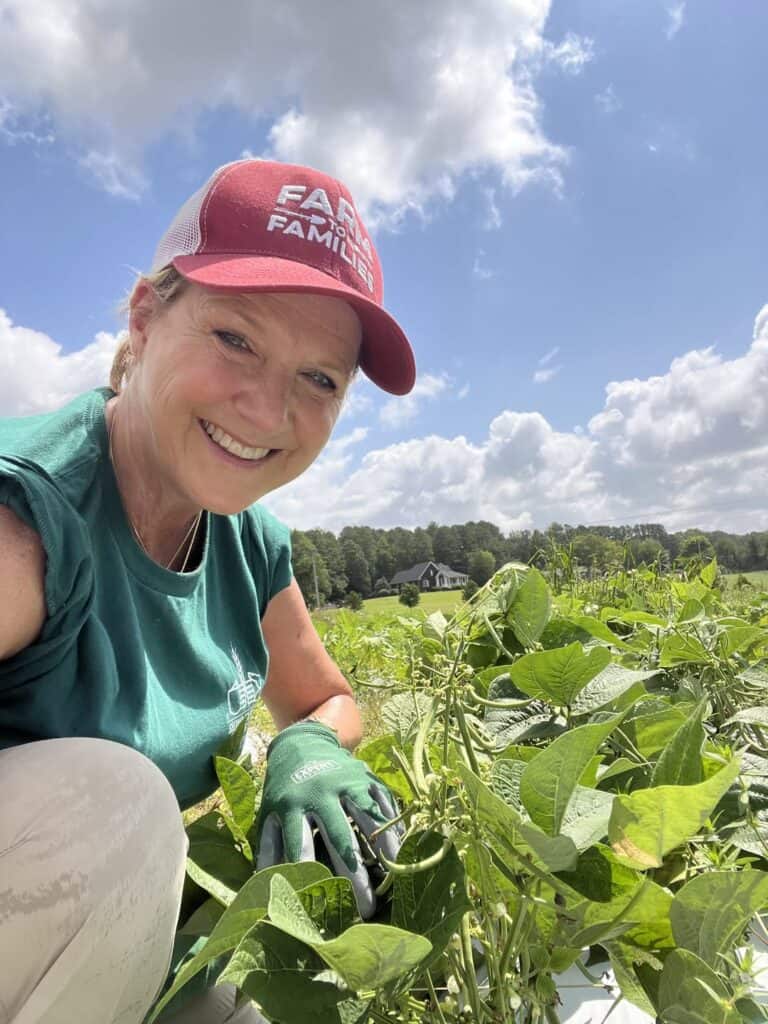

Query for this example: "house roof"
[390,561,468,584]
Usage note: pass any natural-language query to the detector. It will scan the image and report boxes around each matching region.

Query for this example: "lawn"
[315,588,466,624]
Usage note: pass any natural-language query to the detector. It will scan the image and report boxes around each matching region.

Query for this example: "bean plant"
[148,561,768,1024]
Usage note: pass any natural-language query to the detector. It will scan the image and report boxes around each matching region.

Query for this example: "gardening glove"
[255,720,404,919]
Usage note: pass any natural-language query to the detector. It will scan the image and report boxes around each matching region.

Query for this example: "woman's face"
[128,282,362,514]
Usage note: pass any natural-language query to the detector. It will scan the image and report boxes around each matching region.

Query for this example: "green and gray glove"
[255,721,403,919]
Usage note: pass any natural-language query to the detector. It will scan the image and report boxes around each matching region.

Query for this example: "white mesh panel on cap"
[150,161,242,272]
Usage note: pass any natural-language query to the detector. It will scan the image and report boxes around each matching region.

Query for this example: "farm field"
[314,588,465,624]
[161,561,768,1024]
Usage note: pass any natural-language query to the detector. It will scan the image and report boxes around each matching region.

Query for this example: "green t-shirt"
[0,387,293,809]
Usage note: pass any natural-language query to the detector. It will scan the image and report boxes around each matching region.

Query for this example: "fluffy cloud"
[0,309,119,416]
[265,305,768,533]
[3,305,767,536]
[378,374,452,428]
[0,0,570,217]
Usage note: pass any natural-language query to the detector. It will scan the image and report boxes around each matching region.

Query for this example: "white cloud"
[595,84,622,115]
[0,0,569,216]
[0,309,120,416]
[538,32,595,75]
[472,250,495,280]
[379,373,451,428]
[0,97,55,146]
[483,188,502,230]
[666,2,686,39]
[7,304,768,536]
[533,366,561,384]
[538,346,560,366]
[79,150,147,200]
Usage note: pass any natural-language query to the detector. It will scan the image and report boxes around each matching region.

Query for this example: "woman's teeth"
[201,420,271,461]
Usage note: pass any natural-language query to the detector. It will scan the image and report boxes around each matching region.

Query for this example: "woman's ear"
[128,280,159,357]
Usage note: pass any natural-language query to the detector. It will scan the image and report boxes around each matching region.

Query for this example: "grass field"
[314,588,466,624]
[723,570,768,591]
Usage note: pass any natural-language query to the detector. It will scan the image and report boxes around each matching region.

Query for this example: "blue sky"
[1,1,767,534]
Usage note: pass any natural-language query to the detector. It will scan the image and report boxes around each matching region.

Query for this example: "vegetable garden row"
[152,560,768,1023]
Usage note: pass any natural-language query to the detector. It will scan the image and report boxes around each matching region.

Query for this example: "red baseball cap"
[151,159,416,395]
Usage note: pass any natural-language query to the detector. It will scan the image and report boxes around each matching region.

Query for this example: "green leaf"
[268,873,324,945]
[570,664,660,716]
[609,759,741,869]
[619,699,689,758]
[606,942,657,1017]
[185,811,253,905]
[658,948,742,1024]
[699,559,719,588]
[670,870,768,968]
[265,874,432,991]
[650,700,706,787]
[720,625,766,656]
[322,925,434,990]
[507,643,611,706]
[559,786,615,851]
[506,567,551,648]
[459,764,578,873]
[354,734,411,804]
[214,756,257,837]
[520,712,626,834]
[391,830,472,972]
[422,611,448,641]
[177,897,225,937]
[220,923,361,1024]
[381,691,433,744]
[725,706,768,728]
[146,863,332,1021]
[659,632,709,667]
[677,598,705,623]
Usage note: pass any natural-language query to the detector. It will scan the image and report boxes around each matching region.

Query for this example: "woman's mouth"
[199,419,278,464]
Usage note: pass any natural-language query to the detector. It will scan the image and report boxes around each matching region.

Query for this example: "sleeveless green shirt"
[0,388,292,809]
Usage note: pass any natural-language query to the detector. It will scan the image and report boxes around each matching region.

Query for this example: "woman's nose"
[234,371,292,438]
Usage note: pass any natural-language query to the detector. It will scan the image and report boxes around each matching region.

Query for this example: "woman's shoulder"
[240,502,292,559]
[0,388,111,503]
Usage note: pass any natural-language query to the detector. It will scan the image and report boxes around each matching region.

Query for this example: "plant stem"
[460,912,485,1022]
[425,971,448,1024]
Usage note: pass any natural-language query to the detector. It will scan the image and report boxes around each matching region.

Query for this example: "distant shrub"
[399,583,421,608]
[344,591,363,611]
[462,579,480,601]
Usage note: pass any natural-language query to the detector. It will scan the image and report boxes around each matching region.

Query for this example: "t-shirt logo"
[226,645,264,732]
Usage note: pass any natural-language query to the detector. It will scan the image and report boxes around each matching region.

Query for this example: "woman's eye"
[214,330,250,352]
[305,370,336,391]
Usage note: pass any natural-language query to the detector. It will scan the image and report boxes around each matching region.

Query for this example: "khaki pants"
[0,739,265,1024]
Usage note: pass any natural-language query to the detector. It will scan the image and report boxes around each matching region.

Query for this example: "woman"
[0,159,415,1024]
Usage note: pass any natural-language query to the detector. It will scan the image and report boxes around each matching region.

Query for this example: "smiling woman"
[0,159,415,1024]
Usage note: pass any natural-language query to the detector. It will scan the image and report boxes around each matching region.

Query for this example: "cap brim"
[172,254,416,396]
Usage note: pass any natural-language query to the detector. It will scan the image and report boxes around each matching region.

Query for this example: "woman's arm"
[260,578,363,750]
[0,505,46,660]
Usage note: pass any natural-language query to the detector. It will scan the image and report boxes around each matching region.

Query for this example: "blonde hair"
[109,265,188,393]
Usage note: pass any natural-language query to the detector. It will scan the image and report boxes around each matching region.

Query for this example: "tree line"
[290,520,768,608]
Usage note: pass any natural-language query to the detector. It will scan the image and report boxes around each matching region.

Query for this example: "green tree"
[399,583,420,607]
[462,579,479,601]
[678,532,716,566]
[467,549,496,586]
[291,532,331,608]
[373,537,396,582]
[344,590,363,611]
[341,538,372,597]
[432,525,463,568]
[306,529,348,601]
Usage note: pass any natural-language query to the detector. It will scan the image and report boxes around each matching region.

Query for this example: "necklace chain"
[108,412,202,573]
